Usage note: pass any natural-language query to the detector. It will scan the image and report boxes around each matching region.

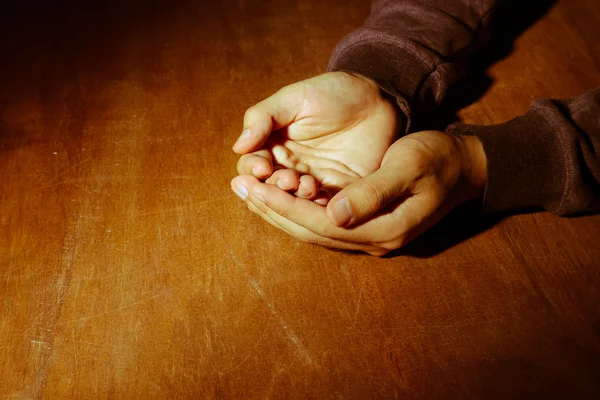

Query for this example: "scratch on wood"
[353,285,363,325]
[221,313,273,375]
[20,273,75,336]
[247,277,312,364]
[72,328,79,382]
[50,257,226,327]
[226,248,313,366]
[78,195,232,222]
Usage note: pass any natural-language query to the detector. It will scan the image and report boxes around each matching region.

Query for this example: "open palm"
[233,72,401,202]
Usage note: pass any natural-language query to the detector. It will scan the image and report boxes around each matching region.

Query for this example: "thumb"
[232,84,305,154]
[326,163,412,227]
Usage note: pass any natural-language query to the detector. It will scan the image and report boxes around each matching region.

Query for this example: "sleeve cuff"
[327,30,436,132]
[448,106,568,214]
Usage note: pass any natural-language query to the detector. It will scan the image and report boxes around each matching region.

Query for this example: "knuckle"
[382,235,407,251]
[243,105,258,121]
[411,149,430,167]
[288,222,327,246]
[247,202,259,214]
[265,175,277,186]
[369,248,391,257]
[250,199,266,213]
[360,180,392,210]
[237,155,253,173]
[311,222,330,239]
[298,231,321,245]
[302,236,319,245]
[274,199,293,219]
[401,148,432,177]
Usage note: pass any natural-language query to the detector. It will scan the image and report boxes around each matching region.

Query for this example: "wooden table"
[2,0,599,398]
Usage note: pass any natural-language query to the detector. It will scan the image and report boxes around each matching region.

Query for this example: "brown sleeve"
[328,1,600,215]
[448,89,600,215]
[327,0,500,131]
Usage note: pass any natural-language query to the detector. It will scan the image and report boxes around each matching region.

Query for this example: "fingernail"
[232,182,248,200]
[331,198,353,226]
[235,129,251,145]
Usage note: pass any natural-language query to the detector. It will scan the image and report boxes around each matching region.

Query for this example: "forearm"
[449,88,600,215]
[328,0,502,130]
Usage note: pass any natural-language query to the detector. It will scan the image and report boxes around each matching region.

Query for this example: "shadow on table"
[457,350,600,399]
[413,0,558,133]
[392,205,534,259]
[393,205,499,258]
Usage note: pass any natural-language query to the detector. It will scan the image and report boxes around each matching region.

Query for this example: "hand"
[233,72,401,203]
[231,130,487,256]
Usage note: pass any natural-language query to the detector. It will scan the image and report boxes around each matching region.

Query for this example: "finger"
[232,176,389,255]
[233,84,304,154]
[279,145,360,189]
[232,175,340,246]
[243,186,385,255]
[246,200,300,238]
[313,188,332,205]
[326,163,413,228]
[295,175,318,199]
[265,169,300,191]
[237,150,274,180]
[247,180,380,243]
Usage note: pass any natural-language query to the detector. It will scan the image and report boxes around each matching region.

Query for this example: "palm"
[257,73,400,190]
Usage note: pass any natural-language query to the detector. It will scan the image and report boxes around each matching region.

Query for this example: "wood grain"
[1,0,599,398]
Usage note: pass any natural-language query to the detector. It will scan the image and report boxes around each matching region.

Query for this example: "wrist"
[340,71,407,137]
[457,134,488,201]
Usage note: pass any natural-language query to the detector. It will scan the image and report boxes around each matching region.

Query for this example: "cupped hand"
[233,72,401,203]
[231,130,487,256]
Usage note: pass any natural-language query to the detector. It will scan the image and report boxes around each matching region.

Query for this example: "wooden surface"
[1,0,600,398]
